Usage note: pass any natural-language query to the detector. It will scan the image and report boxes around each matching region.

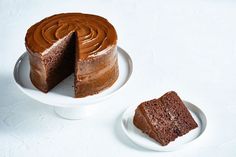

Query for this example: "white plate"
[13,47,133,119]
[121,100,207,151]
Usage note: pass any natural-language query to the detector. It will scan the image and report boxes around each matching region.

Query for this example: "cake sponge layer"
[133,91,198,146]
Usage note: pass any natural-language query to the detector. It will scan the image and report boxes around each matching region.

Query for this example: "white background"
[1,0,236,156]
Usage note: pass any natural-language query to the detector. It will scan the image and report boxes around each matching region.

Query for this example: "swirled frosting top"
[25,13,117,59]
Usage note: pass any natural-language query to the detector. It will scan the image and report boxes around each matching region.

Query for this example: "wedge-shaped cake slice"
[133,91,198,146]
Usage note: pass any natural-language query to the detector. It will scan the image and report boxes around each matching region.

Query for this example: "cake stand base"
[54,105,98,120]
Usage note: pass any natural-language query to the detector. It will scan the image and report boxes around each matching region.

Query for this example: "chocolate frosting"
[25,13,117,59]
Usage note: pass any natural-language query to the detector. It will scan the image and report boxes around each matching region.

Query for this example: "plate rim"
[13,46,133,107]
[121,100,207,151]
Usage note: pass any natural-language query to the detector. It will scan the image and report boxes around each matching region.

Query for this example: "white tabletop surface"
[1,0,236,156]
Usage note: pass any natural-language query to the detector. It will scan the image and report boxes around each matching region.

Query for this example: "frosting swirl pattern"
[26,13,117,59]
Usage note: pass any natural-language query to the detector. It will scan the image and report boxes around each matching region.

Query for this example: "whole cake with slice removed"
[25,13,118,98]
[133,91,198,146]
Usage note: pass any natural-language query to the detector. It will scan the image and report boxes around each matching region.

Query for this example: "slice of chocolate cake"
[133,91,198,146]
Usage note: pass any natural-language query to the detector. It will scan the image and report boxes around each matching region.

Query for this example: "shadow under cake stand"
[13,47,133,119]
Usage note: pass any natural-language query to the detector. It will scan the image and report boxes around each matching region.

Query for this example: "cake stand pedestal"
[54,103,100,120]
[13,47,133,120]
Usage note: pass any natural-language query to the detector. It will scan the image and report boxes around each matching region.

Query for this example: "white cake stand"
[13,47,133,119]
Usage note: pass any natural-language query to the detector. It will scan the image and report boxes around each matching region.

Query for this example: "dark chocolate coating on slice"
[133,91,198,146]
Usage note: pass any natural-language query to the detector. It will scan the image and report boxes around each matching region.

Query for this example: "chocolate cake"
[133,91,198,146]
[25,13,118,98]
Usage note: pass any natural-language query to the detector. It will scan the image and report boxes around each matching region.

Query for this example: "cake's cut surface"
[25,13,119,98]
[133,91,198,146]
